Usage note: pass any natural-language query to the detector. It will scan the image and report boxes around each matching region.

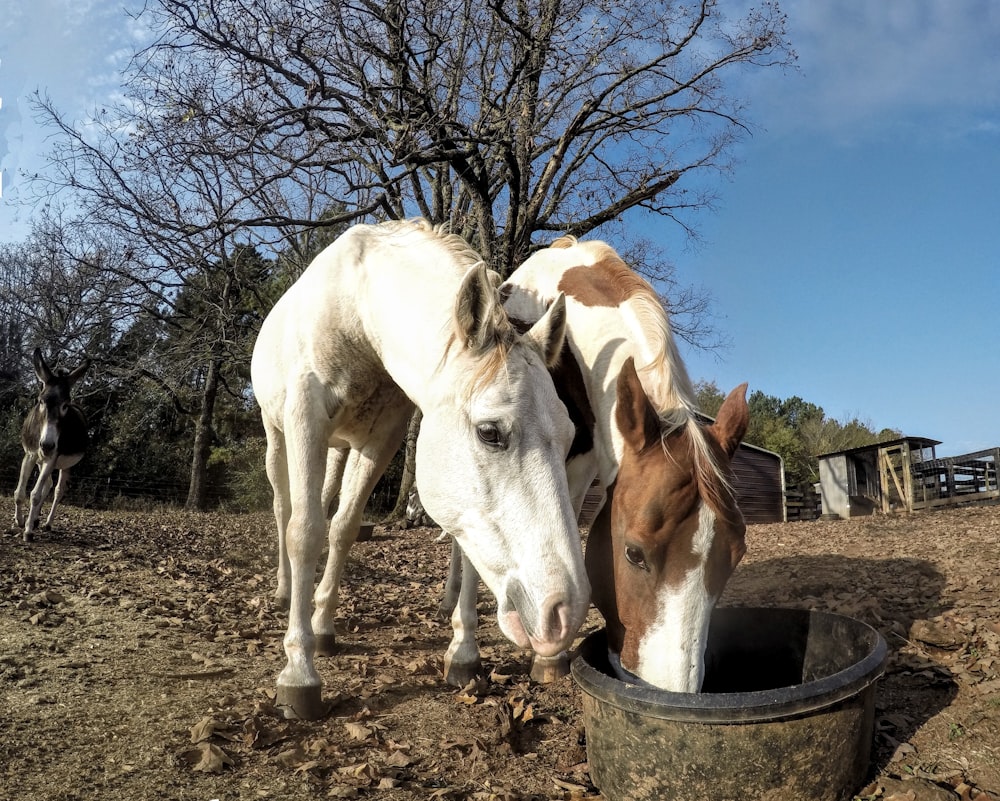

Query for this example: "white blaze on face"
[40,418,59,453]
[636,503,718,692]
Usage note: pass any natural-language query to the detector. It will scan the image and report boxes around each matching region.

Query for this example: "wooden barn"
[818,437,1000,518]
[729,441,786,524]
[579,440,786,526]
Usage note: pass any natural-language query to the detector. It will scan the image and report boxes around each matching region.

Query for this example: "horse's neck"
[348,257,468,408]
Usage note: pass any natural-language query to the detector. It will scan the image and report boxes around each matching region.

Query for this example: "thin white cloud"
[1,0,140,229]
[747,0,1000,142]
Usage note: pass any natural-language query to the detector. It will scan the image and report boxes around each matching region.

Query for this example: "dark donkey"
[14,348,90,542]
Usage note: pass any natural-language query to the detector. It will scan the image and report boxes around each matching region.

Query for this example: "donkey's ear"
[522,293,567,369]
[708,383,749,459]
[67,358,91,387]
[454,263,504,353]
[615,357,661,452]
[32,348,53,384]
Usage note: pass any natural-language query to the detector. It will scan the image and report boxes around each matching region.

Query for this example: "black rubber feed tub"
[572,607,887,801]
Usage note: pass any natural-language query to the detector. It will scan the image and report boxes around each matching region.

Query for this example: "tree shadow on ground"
[721,554,957,778]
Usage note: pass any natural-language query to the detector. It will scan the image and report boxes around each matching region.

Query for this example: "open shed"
[818,437,1000,518]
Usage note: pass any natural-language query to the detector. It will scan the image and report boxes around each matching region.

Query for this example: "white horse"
[14,348,90,542]
[443,237,749,692]
[251,219,590,719]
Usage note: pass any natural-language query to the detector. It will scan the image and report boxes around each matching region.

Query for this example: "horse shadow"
[721,554,957,776]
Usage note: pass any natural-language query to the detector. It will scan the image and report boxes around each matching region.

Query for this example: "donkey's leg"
[14,453,36,529]
[312,423,407,656]
[438,538,463,620]
[25,459,57,543]
[264,425,294,611]
[275,397,330,720]
[444,549,484,687]
[42,468,70,529]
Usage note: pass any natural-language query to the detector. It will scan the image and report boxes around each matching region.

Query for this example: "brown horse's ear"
[709,383,749,459]
[615,357,661,452]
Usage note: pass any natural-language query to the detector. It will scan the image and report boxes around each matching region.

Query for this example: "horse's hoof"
[437,601,456,622]
[272,595,290,613]
[443,657,483,688]
[529,653,570,683]
[22,531,34,544]
[275,683,328,720]
[314,633,337,657]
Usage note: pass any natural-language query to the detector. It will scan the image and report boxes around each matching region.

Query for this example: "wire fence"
[1,466,402,517]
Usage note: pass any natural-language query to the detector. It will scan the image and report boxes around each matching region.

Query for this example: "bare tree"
[133,0,792,297]
[28,91,299,509]
[26,0,792,511]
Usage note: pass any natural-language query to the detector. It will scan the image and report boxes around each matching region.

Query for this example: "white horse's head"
[416,264,589,657]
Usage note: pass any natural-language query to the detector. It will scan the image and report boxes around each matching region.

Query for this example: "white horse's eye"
[624,544,649,571]
[476,422,507,449]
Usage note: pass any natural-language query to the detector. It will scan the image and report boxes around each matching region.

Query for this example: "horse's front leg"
[312,430,405,656]
[24,459,56,543]
[275,420,329,720]
[13,452,36,530]
[438,537,463,620]
[444,548,483,687]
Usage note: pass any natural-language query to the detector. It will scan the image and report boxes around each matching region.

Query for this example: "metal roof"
[817,436,941,460]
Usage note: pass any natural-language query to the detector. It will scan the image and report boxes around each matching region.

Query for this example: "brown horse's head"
[587,357,749,692]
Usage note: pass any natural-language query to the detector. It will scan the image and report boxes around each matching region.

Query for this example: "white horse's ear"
[523,293,567,369]
[455,263,504,353]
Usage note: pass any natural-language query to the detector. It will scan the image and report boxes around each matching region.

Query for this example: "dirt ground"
[1,500,999,801]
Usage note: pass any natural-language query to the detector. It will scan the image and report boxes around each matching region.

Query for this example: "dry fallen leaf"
[179,742,234,774]
[385,749,413,768]
[326,787,360,799]
[343,721,374,741]
[189,716,217,744]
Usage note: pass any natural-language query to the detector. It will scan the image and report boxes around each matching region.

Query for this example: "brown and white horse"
[14,348,90,542]
[444,237,749,692]
[251,219,590,719]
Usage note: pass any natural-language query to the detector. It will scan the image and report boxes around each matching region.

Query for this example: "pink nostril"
[542,599,572,643]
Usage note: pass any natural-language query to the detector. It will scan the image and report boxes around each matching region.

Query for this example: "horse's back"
[251,221,467,436]
[252,226,384,419]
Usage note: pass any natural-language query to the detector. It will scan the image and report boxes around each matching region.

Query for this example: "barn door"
[878,443,914,513]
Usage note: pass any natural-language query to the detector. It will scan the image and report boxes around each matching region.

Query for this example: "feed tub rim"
[571,606,888,724]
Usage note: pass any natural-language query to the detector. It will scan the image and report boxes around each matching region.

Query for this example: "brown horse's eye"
[624,544,648,571]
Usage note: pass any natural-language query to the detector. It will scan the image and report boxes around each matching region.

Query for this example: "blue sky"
[2,1,999,456]
[656,1,1000,457]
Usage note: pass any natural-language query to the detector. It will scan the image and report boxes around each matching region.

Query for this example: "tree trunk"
[389,409,422,521]
[185,357,221,511]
